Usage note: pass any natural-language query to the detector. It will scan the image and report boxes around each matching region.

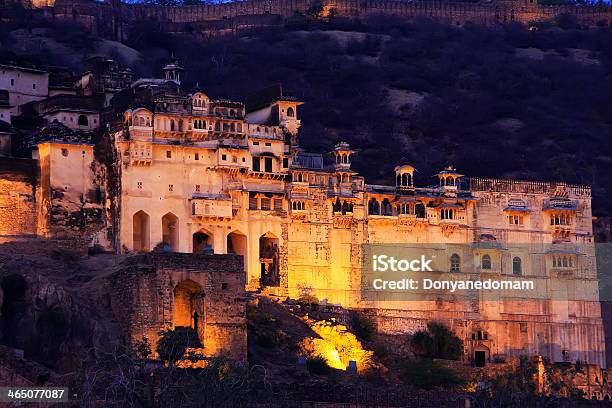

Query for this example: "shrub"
[373,343,390,360]
[399,359,465,389]
[156,329,195,364]
[351,311,376,341]
[306,355,330,374]
[297,294,319,306]
[134,336,152,360]
[410,322,463,360]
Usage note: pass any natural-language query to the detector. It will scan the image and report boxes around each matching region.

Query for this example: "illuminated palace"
[0,59,604,369]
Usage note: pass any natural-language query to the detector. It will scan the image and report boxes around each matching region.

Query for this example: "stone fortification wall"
[0,157,38,237]
[23,0,612,41]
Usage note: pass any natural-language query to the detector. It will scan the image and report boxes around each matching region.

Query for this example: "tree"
[400,359,465,389]
[156,329,193,365]
[411,322,463,360]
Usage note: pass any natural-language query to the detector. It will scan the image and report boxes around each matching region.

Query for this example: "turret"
[162,56,185,85]
[395,164,416,190]
[436,166,463,197]
[331,141,355,171]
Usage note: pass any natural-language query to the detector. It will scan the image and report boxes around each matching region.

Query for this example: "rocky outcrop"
[0,239,123,373]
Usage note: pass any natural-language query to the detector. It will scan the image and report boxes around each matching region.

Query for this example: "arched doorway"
[161,213,179,252]
[227,231,248,275]
[473,346,490,367]
[1,274,27,347]
[259,232,279,286]
[192,229,213,254]
[173,280,204,346]
[133,211,150,251]
[78,114,88,127]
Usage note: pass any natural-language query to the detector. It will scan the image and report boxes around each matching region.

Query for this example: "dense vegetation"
[2,15,612,214]
[411,322,464,360]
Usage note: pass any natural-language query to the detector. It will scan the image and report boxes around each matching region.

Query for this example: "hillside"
[2,16,612,213]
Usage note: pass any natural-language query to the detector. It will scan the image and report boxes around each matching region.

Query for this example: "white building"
[0,63,49,116]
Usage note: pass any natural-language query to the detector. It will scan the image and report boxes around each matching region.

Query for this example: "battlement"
[467,177,592,197]
[13,0,611,41]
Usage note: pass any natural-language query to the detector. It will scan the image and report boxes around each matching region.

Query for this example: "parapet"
[467,177,592,197]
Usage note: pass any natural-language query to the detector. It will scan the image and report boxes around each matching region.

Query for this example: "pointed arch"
[368,198,380,215]
[133,210,150,251]
[192,228,213,254]
[161,212,179,252]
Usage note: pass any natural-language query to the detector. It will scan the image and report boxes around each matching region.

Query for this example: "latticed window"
[249,196,258,210]
[273,198,283,211]
[260,198,271,211]
[450,254,460,272]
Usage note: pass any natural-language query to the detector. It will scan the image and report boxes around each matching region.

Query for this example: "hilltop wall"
[18,0,612,41]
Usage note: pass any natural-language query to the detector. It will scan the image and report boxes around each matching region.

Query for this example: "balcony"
[190,195,232,220]
[129,144,152,166]
[128,126,153,141]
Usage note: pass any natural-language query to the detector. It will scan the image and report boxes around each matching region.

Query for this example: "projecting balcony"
[128,126,153,141]
[129,147,152,166]
[190,195,233,220]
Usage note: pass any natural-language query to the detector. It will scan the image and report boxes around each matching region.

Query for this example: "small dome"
[333,141,353,152]
[436,166,463,177]
[395,164,416,174]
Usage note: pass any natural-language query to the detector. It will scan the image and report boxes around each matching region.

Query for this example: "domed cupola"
[436,166,463,196]
[395,164,416,191]
[331,141,355,171]
[162,55,185,85]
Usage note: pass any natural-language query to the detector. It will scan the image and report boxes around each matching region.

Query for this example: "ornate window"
[482,255,492,270]
[450,254,460,272]
[513,257,522,275]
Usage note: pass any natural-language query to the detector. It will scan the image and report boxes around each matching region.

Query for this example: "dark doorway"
[259,232,279,286]
[264,157,273,173]
[474,350,486,367]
